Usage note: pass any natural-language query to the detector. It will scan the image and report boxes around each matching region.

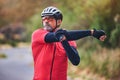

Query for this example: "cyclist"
[31,6,106,80]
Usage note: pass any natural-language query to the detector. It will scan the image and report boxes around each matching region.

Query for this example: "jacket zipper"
[50,43,56,80]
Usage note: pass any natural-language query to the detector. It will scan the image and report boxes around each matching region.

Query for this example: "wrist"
[60,35,67,42]
[90,29,94,36]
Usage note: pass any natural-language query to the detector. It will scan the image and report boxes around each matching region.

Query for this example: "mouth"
[43,23,53,31]
[43,22,50,27]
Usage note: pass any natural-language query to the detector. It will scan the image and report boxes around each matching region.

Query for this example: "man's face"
[42,16,62,31]
[42,16,57,31]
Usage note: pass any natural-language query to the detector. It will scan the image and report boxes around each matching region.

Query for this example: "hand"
[55,29,67,41]
[59,35,66,42]
[92,29,106,41]
[99,35,107,41]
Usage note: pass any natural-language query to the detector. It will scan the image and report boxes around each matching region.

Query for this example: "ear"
[57,20,62,25]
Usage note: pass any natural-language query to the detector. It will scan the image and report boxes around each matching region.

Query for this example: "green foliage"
[86,0,120,48]
[110,23,120,48]
[1,0,120,48]
[60,7,79,29]
[79,48,120,79]
[0,17,8,28]
[55,0,120,48]
[25,13,42,41]
[0,53,7,58]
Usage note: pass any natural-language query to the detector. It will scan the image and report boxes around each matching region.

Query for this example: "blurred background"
[0,0,120,80]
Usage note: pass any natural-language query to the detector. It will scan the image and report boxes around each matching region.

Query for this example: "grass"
[88,48,120,79]
[68,46,120,80]
[0,53,7,58]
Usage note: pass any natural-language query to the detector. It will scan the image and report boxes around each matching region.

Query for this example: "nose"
[43,20,49,25]
[43,19,49,22]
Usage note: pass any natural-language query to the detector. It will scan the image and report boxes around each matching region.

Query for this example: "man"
[31,6,106,80]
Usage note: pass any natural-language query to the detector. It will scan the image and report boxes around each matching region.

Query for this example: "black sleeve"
[66,30,91,41]
[61,40,80,66]
[45,32,59,42]
[45,30,91,43]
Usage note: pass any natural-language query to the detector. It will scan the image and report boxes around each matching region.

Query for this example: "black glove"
[92,29,106,39]
[55,29,68,41]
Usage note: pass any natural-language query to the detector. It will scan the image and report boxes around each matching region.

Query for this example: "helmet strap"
[51,19,60,32]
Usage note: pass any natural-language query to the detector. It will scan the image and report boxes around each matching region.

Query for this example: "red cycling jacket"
[32,29,76,80]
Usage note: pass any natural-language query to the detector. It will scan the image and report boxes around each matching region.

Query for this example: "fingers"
[99,35,107,41]
[60,35,66,42]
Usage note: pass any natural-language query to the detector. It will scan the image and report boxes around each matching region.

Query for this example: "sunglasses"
[42,16,55,22]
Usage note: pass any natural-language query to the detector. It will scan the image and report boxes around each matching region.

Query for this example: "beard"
[43,22,53,32]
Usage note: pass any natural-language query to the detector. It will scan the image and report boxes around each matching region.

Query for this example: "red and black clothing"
[32,29,92,80]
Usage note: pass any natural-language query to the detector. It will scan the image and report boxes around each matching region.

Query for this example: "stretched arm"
[45,30,92,43]
[45,29,106,43]
[65,30,91,40]
[55,29,106,41]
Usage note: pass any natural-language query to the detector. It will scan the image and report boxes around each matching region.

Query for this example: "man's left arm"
[55,29,106,41]
[61,39,80,66]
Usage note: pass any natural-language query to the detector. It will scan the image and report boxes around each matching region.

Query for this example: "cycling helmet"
[41,6,63,20]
